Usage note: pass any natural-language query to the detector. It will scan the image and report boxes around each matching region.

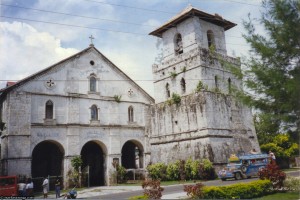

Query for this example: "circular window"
[45,78,56,89]
[90,60,95,65]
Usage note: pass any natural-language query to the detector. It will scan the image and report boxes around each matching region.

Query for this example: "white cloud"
[100,33,157,96]
[0,21,78,88]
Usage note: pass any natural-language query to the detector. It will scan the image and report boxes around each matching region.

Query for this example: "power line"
[0,78,241,82]
[0,3,243,38]
[0,15,250,46]
[0,3,156,28]
[81,0,175,14]
[81,0,262,23]
[0,15,145,35]
[218,0,261,7]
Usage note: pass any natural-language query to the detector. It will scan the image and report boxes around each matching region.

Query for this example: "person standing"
[25,178,34,197]
[42,177,49,198]
[55,177,61,198]
[18,181,26,197]
[269,151,276,164]
[250,148,258,154]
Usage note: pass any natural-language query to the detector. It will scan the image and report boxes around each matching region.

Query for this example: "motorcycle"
[63,187,77,199]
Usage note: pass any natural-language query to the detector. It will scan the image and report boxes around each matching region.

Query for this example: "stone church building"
[0,6,259,186]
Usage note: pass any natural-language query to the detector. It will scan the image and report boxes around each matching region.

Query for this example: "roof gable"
[0,46,154,103]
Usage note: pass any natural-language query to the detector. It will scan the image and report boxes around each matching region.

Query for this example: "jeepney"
[0,175,18,197]
[218,153,269,181]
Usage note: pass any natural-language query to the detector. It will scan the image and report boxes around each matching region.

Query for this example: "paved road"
[91,170,299,199]
[94,178,258,199]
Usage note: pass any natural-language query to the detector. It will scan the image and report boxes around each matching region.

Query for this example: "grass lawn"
[160,180,201,186]
[256,192,300,200]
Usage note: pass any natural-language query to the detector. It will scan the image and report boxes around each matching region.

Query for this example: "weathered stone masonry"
[0,6,260,185]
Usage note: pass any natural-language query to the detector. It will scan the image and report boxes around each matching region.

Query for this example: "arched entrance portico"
[121,140,144,169]
[80,141,106,186]
[32,140,64,177]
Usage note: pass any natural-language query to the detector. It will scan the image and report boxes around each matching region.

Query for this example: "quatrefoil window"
[45,78,56,89]
[128,88,134,97]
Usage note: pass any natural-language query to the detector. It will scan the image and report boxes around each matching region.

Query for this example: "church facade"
[0,6,259,186]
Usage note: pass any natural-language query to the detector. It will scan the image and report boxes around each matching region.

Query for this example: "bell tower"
[149,6,260,166]
[150,5,237,103]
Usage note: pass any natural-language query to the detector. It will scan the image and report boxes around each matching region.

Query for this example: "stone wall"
[150,92,258,164]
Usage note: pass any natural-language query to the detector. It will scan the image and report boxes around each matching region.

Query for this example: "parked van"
[218,153,269,181]
[0,176,18,197]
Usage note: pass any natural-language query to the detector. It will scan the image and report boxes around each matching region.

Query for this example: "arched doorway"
[32,140,64,178]
[121,140,144,169]
[80,141,105,186]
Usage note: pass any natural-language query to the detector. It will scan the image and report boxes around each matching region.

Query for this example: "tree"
[68,156,83,187]
[229,0,300,142]
[260,133,299,162]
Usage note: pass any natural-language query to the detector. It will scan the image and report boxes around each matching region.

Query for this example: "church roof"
[0,46,154,103]
[149,5,236,37]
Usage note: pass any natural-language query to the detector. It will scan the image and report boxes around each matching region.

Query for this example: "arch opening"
[89,76,97,92]
[174,33,183,55]
[166,83,170,98]
[121,140,144,169]
[207,30,215,48]
[180,78,186,93]
[128,106,134,122]
[228,78,232,94]
[32,140,64,178]
[45,100,53,119]
[80,141,105,186]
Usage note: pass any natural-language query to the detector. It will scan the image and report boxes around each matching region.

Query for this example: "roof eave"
[149,8,236,38]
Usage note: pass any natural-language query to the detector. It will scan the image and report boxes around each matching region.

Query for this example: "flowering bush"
[184,183,205,199]
[283,177,300,191]
[258,163,286,189]
[142,180,164,199]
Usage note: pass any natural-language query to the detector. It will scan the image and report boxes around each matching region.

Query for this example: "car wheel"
[241,165,247,173]
[235,172,242,180]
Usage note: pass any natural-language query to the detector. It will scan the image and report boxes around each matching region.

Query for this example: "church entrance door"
[80,141,105,186]
[31,140,64,178]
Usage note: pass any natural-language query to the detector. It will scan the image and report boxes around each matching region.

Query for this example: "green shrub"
[169,72,177,78]
[201,186,225,199]
[117,165,127,183]
[199,159,216,180]
[202,180,273,199]
[184,158,193,180]
[196,81,204,92]
[178,160,186,181]
[190,160,200,180]
[147,163,167,181]
[172,93,181,105]
[202,159,213,170]
[114,95,122,102]
[166,161,180,180]
[150,159,216,182]
[129,195,149,200]
[71,156,83,171]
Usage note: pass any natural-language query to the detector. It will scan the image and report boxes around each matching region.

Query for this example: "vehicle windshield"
[0,177,16,186]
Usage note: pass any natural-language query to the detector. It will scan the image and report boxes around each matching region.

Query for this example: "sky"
[0,0,265,96]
